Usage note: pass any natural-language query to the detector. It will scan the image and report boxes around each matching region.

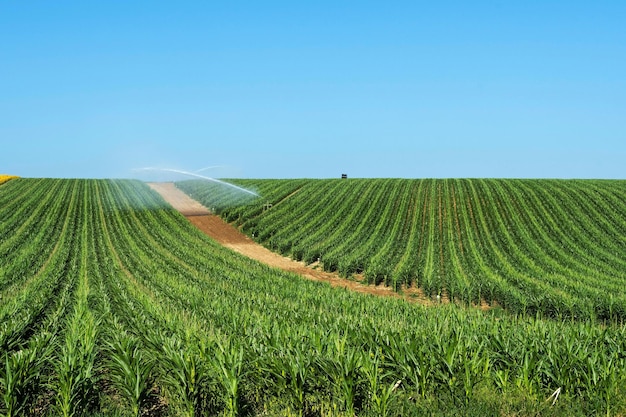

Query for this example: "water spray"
[195,165,227,173]
[133,167,259,197]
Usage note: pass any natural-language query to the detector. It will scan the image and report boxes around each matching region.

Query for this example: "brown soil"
[148,182,449,305]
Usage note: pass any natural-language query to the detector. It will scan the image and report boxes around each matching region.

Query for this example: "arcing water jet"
[133,167,259,197]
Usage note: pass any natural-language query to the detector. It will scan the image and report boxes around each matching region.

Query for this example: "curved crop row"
[181,178,626,320]
[1,178,626,416]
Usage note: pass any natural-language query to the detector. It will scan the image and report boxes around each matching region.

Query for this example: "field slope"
[178,178,626,320]
[1,178,625,416]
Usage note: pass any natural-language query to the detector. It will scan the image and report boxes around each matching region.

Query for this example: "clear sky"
[2,1,625,179]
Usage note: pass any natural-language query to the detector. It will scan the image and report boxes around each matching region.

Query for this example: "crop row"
[1,179,626,416]
[178,178,626,321]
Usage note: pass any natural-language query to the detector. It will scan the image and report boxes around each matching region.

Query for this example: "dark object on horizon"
[341,174,347,179]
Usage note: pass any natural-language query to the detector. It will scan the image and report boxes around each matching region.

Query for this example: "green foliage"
[180,178,626,321]
[53,306,100,417]
[0,332,53,417]
[153,336,209,417]
[105,332,154,417]
[1,178,626,416]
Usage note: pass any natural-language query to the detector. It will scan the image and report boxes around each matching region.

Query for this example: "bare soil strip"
[149,182,210,216]
[148,182,432,303]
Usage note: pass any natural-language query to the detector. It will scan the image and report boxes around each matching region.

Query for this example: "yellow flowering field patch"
[0,174,19,185]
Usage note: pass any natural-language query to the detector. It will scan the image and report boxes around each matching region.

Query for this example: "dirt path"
[149,182,211,216]
[148,182,431,303]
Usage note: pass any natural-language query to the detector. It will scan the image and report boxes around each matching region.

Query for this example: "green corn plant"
[433,329,463,403]
[390,336,433,399]
[207,338,246,417]
[0,332,53,417]
[361,349,398,417]
[318,338,364,416]
[156,336,209,417]
[106,334,154,417]
[514,347,541,396]
[582,349,612,416]
[263,340,313,417]
[488,327,517,393]
[431,321,489,405]
[53,308,99,417]
[460,339,489,403]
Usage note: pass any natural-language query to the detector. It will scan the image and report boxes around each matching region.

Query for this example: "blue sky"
[1,1,625,179]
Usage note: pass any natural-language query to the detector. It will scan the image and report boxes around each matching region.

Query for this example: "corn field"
[180,178,626,321]
[1,178,625,416]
